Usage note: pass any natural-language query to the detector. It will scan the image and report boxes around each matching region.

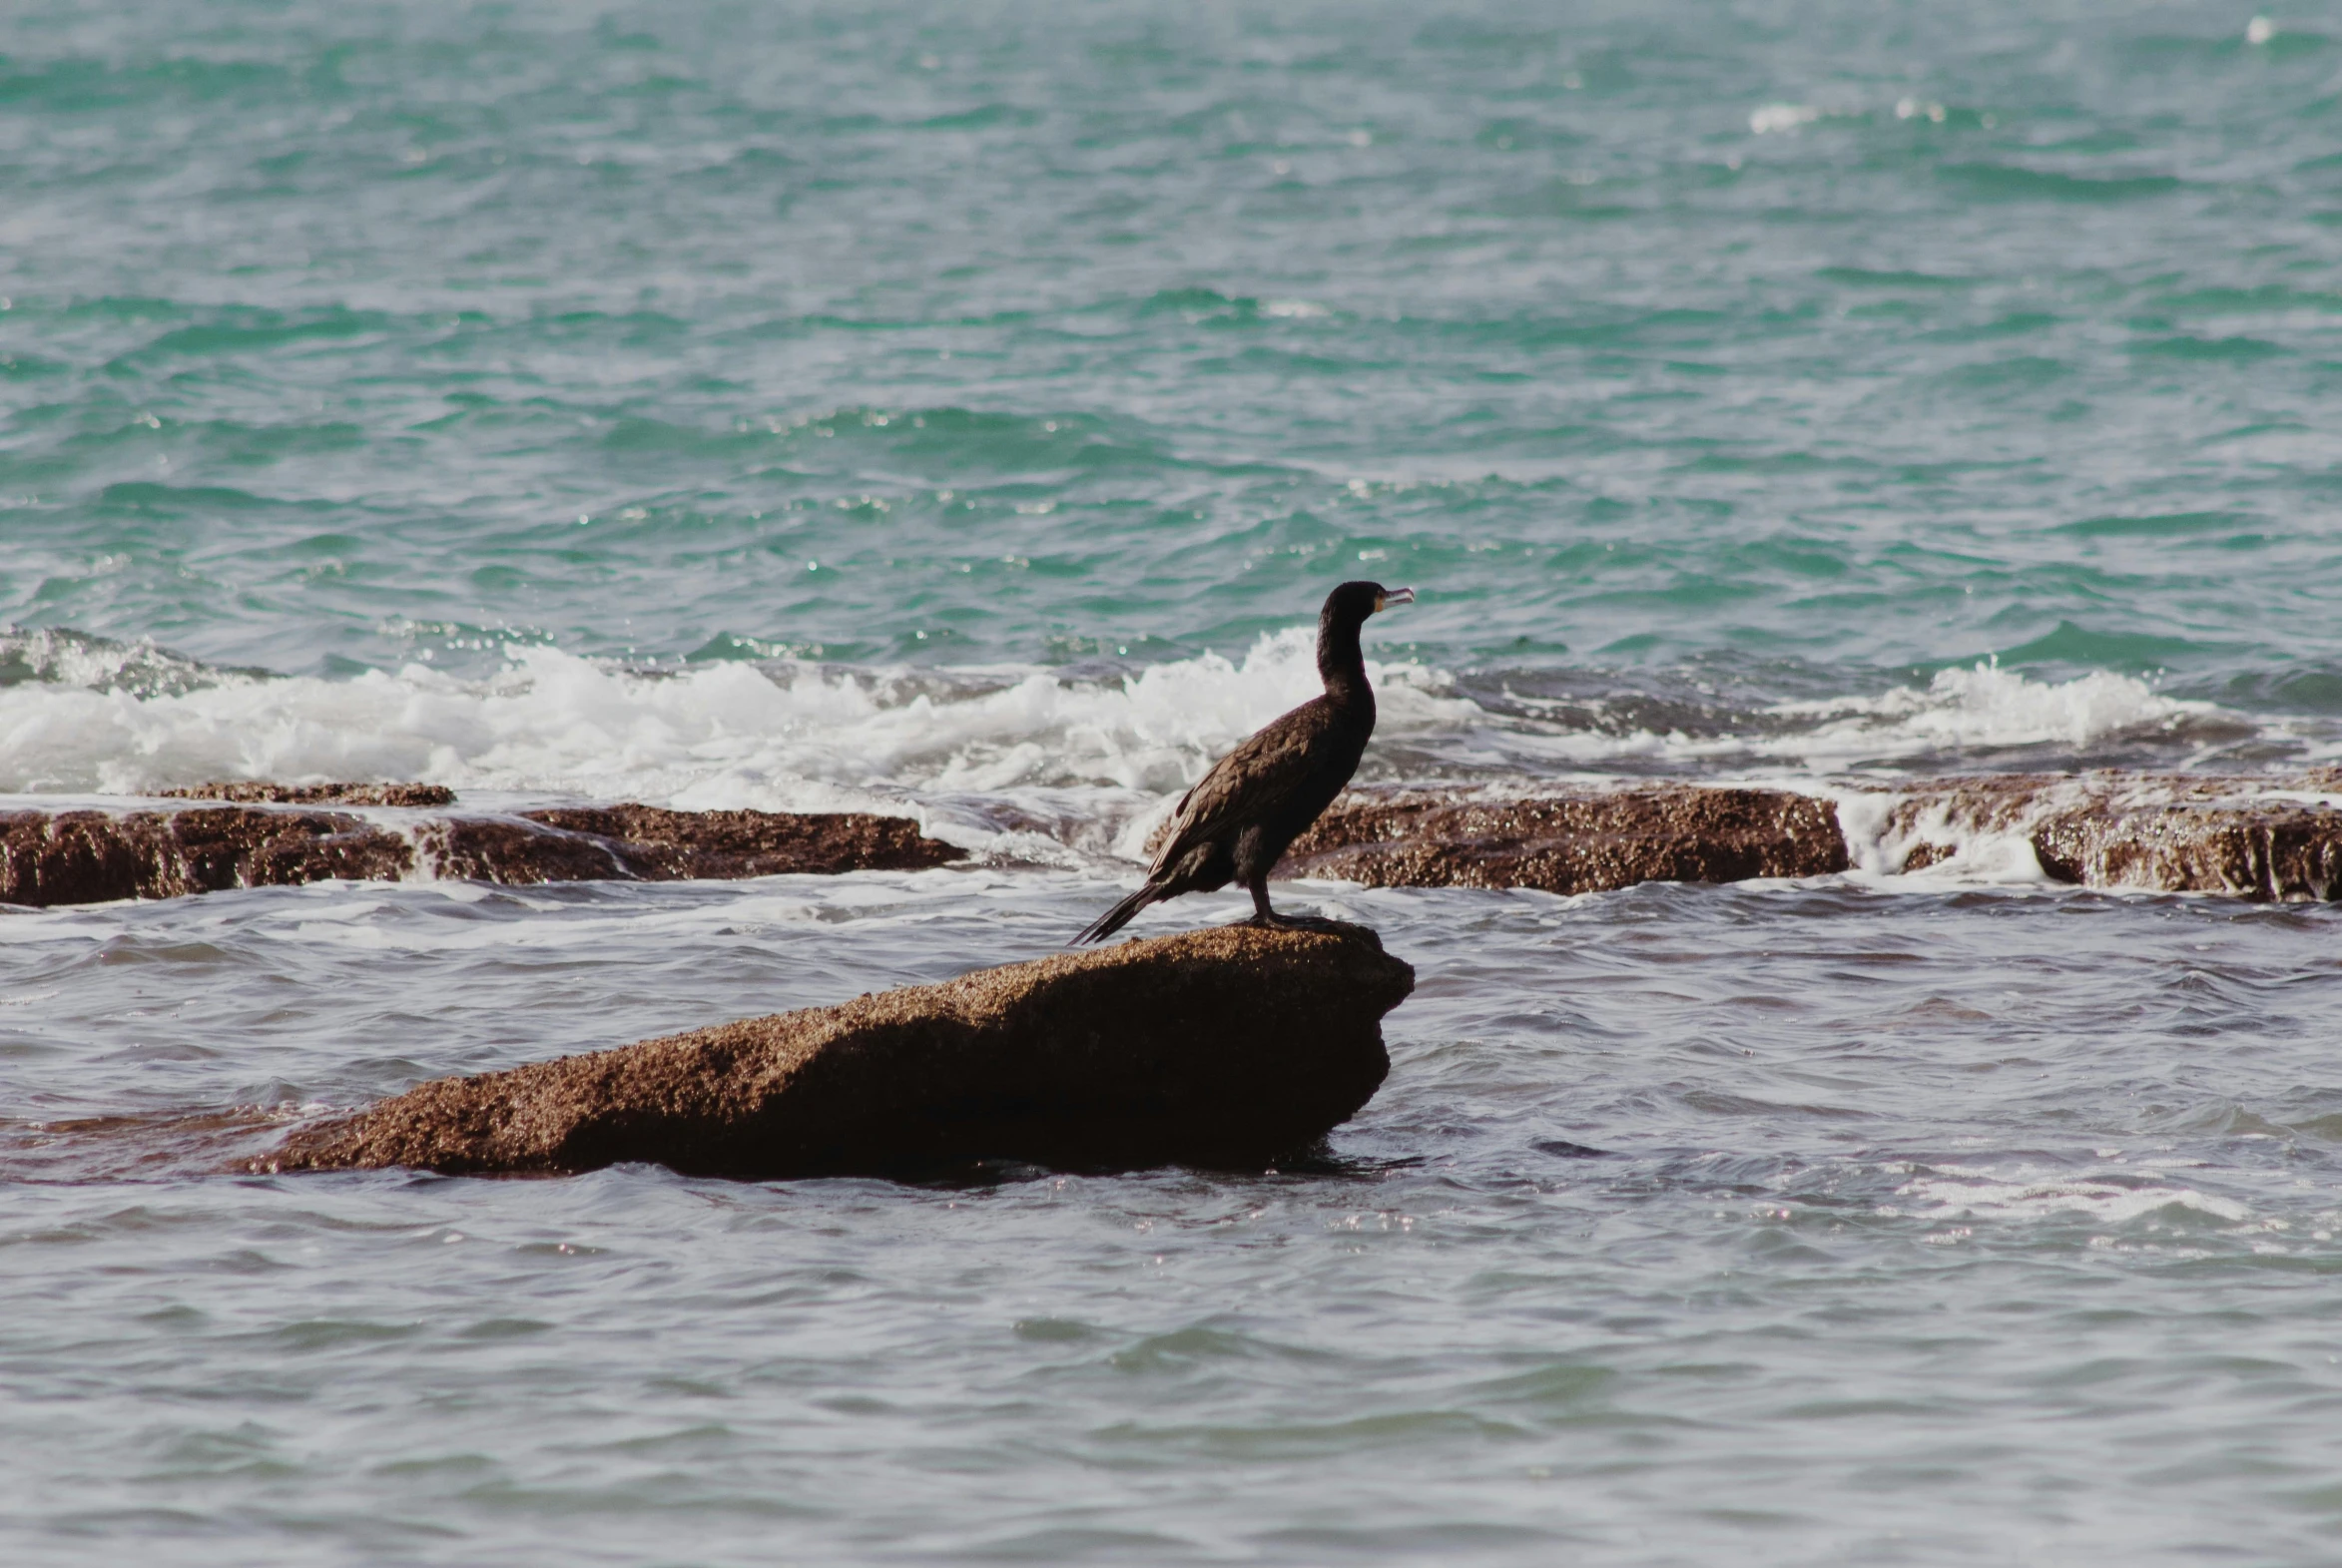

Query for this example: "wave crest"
[0,628,2282,813]
[1763,659,2230,763]
[0,631,1472,806]
[0,625,263,701]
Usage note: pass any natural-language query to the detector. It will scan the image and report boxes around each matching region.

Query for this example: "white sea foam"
[0,636,2264,845]
[1893,1164,2248,1227]
[1486,660,2229,776]
[0,625,233,699]
[0,630,1474,819]
[1748,102,1824,135]
[1761,659,2218,761]
[1830,788,2054,884]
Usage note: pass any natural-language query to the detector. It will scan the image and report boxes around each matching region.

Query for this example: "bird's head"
[1323,580,1416,627]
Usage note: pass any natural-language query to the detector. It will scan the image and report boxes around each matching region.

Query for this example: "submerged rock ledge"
[0,797,962,908]
[262,923,1413,1179]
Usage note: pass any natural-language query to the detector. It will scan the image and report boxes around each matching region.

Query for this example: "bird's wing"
[1148,701,1329,878]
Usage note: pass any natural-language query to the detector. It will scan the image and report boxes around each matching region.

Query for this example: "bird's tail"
[1070,882,1163,946]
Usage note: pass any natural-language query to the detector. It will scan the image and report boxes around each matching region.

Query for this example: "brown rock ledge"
[2031,804,2342,900]
[0,807,415,907]
[1281,786,1850,895]
[423,804,958,884]
[0,800,963,908]
[260,923,1414,1179]
[20,775,2342,909]
[1282,775,2342,902]
[1873,772,2342,901]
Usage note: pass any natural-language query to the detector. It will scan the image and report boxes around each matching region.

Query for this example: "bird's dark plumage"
[1073,581,1412,943]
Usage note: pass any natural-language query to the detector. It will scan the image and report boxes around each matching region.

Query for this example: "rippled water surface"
[7,0,2342,1561]
[10,878,2342,1564]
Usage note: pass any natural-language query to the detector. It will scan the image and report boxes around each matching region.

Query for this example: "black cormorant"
[1072,580,1414,944]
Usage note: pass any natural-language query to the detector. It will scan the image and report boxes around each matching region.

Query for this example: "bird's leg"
[1242,872,1348,933]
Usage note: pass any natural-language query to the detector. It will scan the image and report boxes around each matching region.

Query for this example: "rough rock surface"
[0,807,413,906]
[0,798,963,907]
[2031,804,2342,900]
[1282,786,1850,894]
[424,804,962,884]
[1866,772,2342,900]
[262,923,1414,1178]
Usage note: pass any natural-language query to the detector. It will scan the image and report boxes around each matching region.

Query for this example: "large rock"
[0,796,963,907]
[260,924,1414,1179]
[1282,786,1849,894]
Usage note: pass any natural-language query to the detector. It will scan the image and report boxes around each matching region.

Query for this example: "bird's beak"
[1377,587,1415,612]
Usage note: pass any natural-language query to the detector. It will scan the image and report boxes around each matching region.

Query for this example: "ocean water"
[7,1,2342,1561]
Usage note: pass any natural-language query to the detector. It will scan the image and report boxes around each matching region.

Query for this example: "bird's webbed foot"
[1243,910,1353,934]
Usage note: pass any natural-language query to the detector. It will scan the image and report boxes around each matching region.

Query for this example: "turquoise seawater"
[9,3,2342,1563]
[5,0,2342,701]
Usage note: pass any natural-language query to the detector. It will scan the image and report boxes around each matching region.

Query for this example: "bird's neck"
[1317,613,1373,711]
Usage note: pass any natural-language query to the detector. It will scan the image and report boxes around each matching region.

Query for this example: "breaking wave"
[0,625,267,701]
[1449,658,2252,775]
[0,630,1471,808]
[0,628,2283,829]
[1756,659,2238,766]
